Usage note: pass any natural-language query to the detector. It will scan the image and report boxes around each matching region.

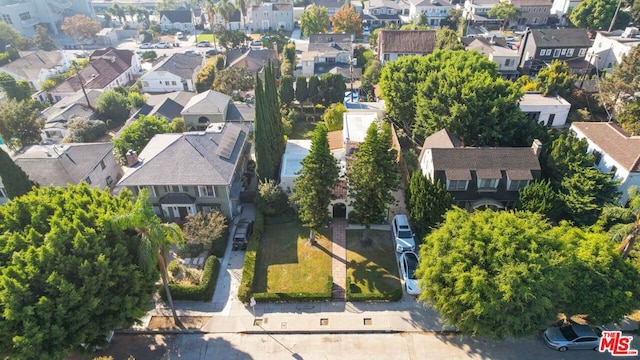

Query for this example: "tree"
[182,210,228,252]
[616,101,640,135]
[112,189,184,324]
[195,63,216,93]
[0,99,42,150]
[560,166,619,226]
[106,4,126,25]
[215,0,236,26]
[278,75,295,107]
[542,133,594,185]
[292,126,340,241]
[96,90,131,127]
[61,14,101,42]
[215,28,250,50]
[569,0,631,30]
[308,75,321,106]
[0,148,35,198]
[282,43,296,65]
[518,179,563,221]
[416,209,568,339]
[323,103,346,131]
[0,73,32,102]
[205,0,217,34]
[0,184,159,359]
[406,171,453,237]
[319,73,346,106]
[112,115,173,164]
[535,60,576,97]
[0,22,31,50]
[435,28,464,51]
[214,55,225,71]
[440,8,464,32]
[347,122,400,242]
[128,91,146,108]
[608,187,640,259]
[254,62,285,180]
[33,25,57,51]
[211,67,254,95]
[300,4,329,37]
[600,46,640,112]
[487,0,521,30]
[295,75,308,107]
[331,6,363,36]
[64,118,107,143]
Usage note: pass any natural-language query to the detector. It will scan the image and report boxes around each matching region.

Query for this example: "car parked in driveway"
[155,42,171,48]
[196,40,211,47]
[205,49,221,57]
[391,214,415,253]
[399,251,421,295]
[543,324,603,352]
[233,219,253,251]
[139,43,153,49]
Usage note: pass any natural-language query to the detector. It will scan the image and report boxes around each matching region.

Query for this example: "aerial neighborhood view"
[2,0,640,357]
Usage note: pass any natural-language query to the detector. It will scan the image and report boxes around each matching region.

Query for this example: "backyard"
[346,229,402,296]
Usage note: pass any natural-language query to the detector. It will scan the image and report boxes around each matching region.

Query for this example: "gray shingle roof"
[430,147,541,174]
[117,122,250,186]
[181,90,231,115]
[378,30,437,54]
[571,121,640,172]
[160,10,192,23]
[147,53,203,80]
[531,28,592,48]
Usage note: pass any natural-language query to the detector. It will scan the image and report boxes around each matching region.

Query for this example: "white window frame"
[477,178,499,189]
[578,48,587,57]
[198,185,216,197]
[545,49,552,56]
[507,179,529,191]
[561,48,567,55]
[566,48,574,57]
[447,179,468,191]
[553,49,561,58]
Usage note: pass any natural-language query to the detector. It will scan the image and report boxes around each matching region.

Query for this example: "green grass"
[196,34,217,42]
[253,221,332,293]
[290,121,324,140]
[346,229,402,295]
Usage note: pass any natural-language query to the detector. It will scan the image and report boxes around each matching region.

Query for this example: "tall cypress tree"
[263,61,285,180]
[0,148,35,198]
[254,75,273,181]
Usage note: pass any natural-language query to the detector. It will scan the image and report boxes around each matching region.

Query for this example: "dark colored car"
[205,49,220,57]
[233,219,253,251]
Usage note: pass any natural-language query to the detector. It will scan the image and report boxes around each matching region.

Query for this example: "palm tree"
[112,189,185,324]
[216,0,236,28]
[237,0,247,29]
[610,187,640,259]
[205,0,217,33]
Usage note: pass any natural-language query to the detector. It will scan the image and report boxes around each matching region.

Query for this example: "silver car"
[399,251,421,296]
[543,324,602,352]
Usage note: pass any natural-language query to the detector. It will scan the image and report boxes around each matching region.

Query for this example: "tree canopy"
[407,171,453,237]
[61,14,102,41]
[211,67,254,95]
[331,6,363,36]
[33,25,57,51]
[435,28,464,51]
[535,60,576,97]
[112,115,179,165]
[278,75,295,106]
[0,148,35,198]
[0,99,42,150]
[0,184,158,359]
[254,62,285,180]
[323,103,346,131]
[96,89,132,127]
[319,73,346,106]
[518,179,562,220]
[487,1,521,30]
[600,45,640,112]
[0,72,32,102]
[195,62,216,93]
[569,0,631,30]
[300,5,329,36]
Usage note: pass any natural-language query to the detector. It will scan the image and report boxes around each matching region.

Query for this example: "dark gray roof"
[159,192,196,204]
[531,28,592,48]
[160,10,192,23]
[151,53,203,80]
[181,90,231,115]
[13,143,113,187]
[226,102,255,121]
[228,48,279,73]
[309,34,354,44]
[430,147,541,174]
[422,129,463,149]
[378,30,437,54]
[117,122,250,186]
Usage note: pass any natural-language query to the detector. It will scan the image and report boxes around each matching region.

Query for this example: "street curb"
[116,328,463,336]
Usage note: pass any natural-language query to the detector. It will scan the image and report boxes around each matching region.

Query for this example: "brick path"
[331,218,347,301]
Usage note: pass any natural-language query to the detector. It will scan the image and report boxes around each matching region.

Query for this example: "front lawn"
[253,221,332,293]
[195,34,217,43]
[346,229,402,296]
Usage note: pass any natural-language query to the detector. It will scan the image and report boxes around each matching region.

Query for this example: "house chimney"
[126,149,139,166]
[531,139,542,157]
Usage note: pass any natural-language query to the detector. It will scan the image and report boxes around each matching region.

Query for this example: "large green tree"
[0,148,35,198]
[300,4,329,36]
[279,75,295,107]
[182,210,228,255]
[487,0,521,30]
[295,75,308,110]
[331,6,363,36]
[542,133,594,185]
[0,22,31,50]
[0,184,158,359]
[535,60,576,97]
[33,25,57,51]
[319,72,346,106]
[347,122,400,242]
[254,62,285,180]
[211,67,253,95]
[96,89,132,127]
[560,165,619,226]
[600,45,640,112]
[569,0,631,31]
[518,179,563,221]
[406,171,453,237]
[292,126,340,241]
[195,62,216,93]
[417,209,568,339]
[435,28,464,51]
[0,73,32,101]
[615,101,640,135]
[112,115,178,165]
[308,75,321,107]
[61,14,102,42]
[323,103,346,131]
[0,99,42,150]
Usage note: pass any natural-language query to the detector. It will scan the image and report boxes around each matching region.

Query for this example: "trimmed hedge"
[210,226,230,258]
[252,276,333,302]
[237,209,264,302]
[162,256,220,301]
[345,277,404,302]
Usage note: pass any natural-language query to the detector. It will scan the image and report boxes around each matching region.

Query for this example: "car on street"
[232,219,253,251]
[73,51,88,58]
[197,40,211,47]
[139,43,153,49]
[155,42,171,49]
[176,31,184,39]
[543,324,603,352]
[183,49,201,55]
[205,49,221,57]
[399,251,421,295]
[391,214,416,253]
[504,35,516,41]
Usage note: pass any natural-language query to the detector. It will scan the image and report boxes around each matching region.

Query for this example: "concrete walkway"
[331,219,347,301]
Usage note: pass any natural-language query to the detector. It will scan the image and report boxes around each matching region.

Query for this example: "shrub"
[237,209,264,302]
[163,256,220,301]
[167,259,181,277]
[251,276,333,302]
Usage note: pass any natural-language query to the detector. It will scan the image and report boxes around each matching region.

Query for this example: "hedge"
[345,277,404,302]
[237,209,264,302]
[251,276,333,302]
[162,255,220,301]
[210,226,230,258]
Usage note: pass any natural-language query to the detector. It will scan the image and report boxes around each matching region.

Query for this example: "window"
[610,165,617,175]
[106,176,113,186]
[2,14,12,24]
[545,49,552,56]
[198,185,216,197]
[508,179,529,191]
[383,53,390,61]
[524,111,540,121]
[553,49,561,57]
[100,160,106,170]
[171,81,177,85]
[171,185,182,192]
[477,178,499,190]
[566,48,574,57]
[539,49,546,56]
[578,48,587,57]
[85,176,92,185]
[561,48,567,55]
[505,58,511,66]
[593,150,603,165]
[142,81,149,87]
[547,113,555,127]
[447,180,468,191]
[19,12,31,21]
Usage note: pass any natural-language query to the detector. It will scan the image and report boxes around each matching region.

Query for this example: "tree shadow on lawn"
[346,229,401,295]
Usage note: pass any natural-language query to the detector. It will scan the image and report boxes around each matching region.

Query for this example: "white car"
[139,43,153,49]
[155,42,171,49]
[399,251,421,296]
[391,214,416,253]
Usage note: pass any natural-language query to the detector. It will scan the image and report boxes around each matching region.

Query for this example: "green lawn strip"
[346,229,402,296]
[253,221,332,294]
[290,121,324,140]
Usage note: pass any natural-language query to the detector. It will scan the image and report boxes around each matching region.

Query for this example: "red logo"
[599,331,638,356]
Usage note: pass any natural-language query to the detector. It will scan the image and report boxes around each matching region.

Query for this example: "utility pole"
[73,61,92,110]
[608,0,623,33]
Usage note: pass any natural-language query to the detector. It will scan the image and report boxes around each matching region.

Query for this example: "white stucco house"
[159,10,195,32]
[570,122,640,205]
[140,53,203,93]
[0,50,72,90]
[519,92,571,128]
[588,28,640,74]
[408,0,453,28]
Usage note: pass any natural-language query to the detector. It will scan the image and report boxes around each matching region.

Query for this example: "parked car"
[399,251,421,295]
[183,49,200,55]
[196,40,211,47]
[543,324,603,352]
[155,42,171,49]
[73,51,88,58]
[504,35,516,41]
[176,31,184,39]
[391,214,415,253]
[205,49,220,57]
[139,43,153,49]
[232,219,253,251]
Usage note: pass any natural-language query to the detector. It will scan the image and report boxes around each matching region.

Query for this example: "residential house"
[588,28,640,74]
[419,129,543,210]
[140,53,203,93]
[180,89,254,130]
[0,50,72,90]
[305,0,344,16]
[376,29,437,64]
[12,142,121,188]
[363,0,406,29]
[518,28,592,75]
[550,0,581,25]
[115,122,253,220]
[0,0,95,36]
[49,48,140,103]
[136,91,196,121]
[408,0,453,28]
[95,27,118,46]
[40,89,103,142]
[302,33,354,76]
[570,122,640,205]
[249,2,294,32]
[519,92,571,128]
[511,0,552,27]
[463,0,502,28]
[464,36,520,79]
[227,9,242,31]
[227,47,280,76]
[159,10,194,32]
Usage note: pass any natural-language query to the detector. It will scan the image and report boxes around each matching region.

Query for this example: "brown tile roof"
[378,30,436,54]
[571,122,640,172]
[327,130,343,150]
[54,48,134,93]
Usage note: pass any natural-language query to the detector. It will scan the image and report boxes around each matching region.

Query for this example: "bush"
[167,259,181,277]
[237,209,264,302]
[63,118,107,143]
[163,256,220,301]
[251,276,333,302]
